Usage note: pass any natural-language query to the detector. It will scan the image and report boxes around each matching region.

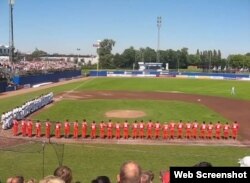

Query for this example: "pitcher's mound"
[105,110,146,118]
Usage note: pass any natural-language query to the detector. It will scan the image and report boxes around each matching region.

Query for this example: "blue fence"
[89,70,250,80]
[0,81,7,93]
[12,70,82,86]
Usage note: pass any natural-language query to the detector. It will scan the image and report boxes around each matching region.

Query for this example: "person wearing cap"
[73,120,79,139]
[177,120,183,139]
[115,121,121,139]
[146,120,154,139]
[162,122,169,140]
[35,120,41,137]
[132,120,138,139]
[223,122,230,139]
[107,119,113,139]
[55,121,62,138]
[91,121,97,139]
[64,119,70,138]
[192,120,199,139]
[231,121,239,140]
[82,119,88,138]
[200,121,206,139]
[123,120,129,139]
[185,121,192,139]
[139,120,145,139]
[169,121,175,139]
[215,121,222,139]
[99,121,106,139]
[45,119,51,138]
[154,121,161,139]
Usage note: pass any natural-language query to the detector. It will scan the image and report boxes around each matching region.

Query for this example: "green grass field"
[0,142,249,183]
[0,77,250,183]
[34,99,227,123]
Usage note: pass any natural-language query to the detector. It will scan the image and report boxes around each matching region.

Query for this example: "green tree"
[98,39,115,69]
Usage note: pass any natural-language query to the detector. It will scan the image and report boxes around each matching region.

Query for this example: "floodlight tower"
[157,16,162,63]
[9,0,15,63]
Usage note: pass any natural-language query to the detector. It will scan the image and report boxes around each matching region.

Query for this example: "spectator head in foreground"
[159,171,170,183]
[92,176,111,183]
[141,170,154,183]
[39,176,65,183]
[54,166,72,183]
[193,161,213,167]
[7,176,24,183]
[238,156,250,167]
[117,161,142,183]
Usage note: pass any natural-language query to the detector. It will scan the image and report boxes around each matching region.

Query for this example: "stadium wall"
[89,70,250,80]
[0,81,7,93]
[12,70,82,86]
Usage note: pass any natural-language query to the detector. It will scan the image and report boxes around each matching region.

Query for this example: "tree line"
[98,39,250,71]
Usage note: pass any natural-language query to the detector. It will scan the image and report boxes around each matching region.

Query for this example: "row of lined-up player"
[12,119,239,140]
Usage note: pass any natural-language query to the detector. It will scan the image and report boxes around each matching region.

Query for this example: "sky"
[0,0,249,58]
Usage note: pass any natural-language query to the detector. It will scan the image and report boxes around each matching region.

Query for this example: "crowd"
[1,92,53,130]
[13,60,76,74]
[0,60,77,75]
[5,158,250,183]
[11,119,239,140]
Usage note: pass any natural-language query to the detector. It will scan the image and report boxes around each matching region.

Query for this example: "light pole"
[77,48,80,63]
[9,0,15,63]
[157,16,162,63]
[93,40,101,76]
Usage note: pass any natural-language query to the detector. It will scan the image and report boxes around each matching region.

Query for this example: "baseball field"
[0,77,250,183]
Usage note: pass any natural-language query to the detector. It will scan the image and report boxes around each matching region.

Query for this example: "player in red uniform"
[162,122,169,139]
[192,120,199,139]
[107,120,113,139]
[154,121,161,139]
[55,122,62,138]
[73,120,79,139]
[64,120,70,138]
[231,121,239,140]
[91,121,97,139]
[185,121,192,139]
[99,121,106,139]
[27,119,33,137]
[13,119,19,136]
[45,119,51,138]
[139,120,145,139]
[200,121,206,139]
[215,121,221,139]
[207,122,213,139]
[115,122,121,139]
[146,120,153,139]
[177,120,183,139]
[132,120,138,139]
[123,120,129,139]
[35,120,41,137]
[223,122,230,139]
[81,119,87,138]
[21,119,27,137]
[169,121,175,139]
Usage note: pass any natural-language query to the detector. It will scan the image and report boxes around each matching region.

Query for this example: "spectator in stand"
[117,161,142,183]
[54,165,72,183]
[141,170,154,183]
